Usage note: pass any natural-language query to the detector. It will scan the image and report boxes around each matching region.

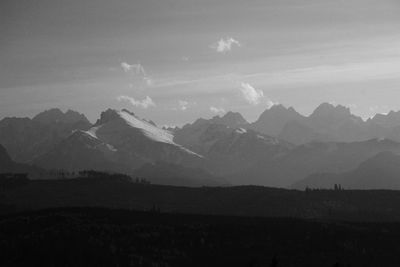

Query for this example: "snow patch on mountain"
[118,111,175,144]
[235,128,247,134]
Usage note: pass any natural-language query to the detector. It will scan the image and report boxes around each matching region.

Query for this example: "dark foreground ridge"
[3,177,400,221]
[1,207,400,267]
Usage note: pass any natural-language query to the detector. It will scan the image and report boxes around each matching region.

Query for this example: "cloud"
[144,77,154,86]
[121,62,146,76]
[239,82,264,105]
[178,100,189,111]
[210,37,241,53]
[121,62,153,87]
[210,106,226,114]
[265,99,277,109]
[173,100,196,111]
[117,95,156,109]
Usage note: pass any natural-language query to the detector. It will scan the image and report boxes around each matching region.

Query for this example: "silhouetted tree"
[270,254,278,267]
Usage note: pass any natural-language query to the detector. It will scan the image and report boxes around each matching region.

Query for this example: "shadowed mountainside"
[0,108,91,162]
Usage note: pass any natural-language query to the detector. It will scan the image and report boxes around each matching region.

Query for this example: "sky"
[1,0,400,125]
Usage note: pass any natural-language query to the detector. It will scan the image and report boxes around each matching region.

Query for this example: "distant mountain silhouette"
[178,111,248,131]
[293,151,400,190]
[32,108,90,125]
[277,103,368,144]
[250,103,400,144]
[0,108,91,162]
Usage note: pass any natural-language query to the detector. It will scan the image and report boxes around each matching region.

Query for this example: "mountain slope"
[293,152,400,190]
[33,130,127,172]
[0,144,44,176]
[229,138,400,187]
[175,118,292,176]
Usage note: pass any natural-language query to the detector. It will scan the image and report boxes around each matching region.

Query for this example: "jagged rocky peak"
[310,103,351,118]
[33,108,90,125]
[64,110,90,124]
[251,104,304,136]
[219,111,248,126]
[32,108,64,123]
[95,108,157,128]
[95,109,121,126]
[269,104,287,111]
[205,112,247,129]
[368,110,400,128]
[257,104,300,119]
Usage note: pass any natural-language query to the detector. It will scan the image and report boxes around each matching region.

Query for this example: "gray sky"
[1,0,400,125]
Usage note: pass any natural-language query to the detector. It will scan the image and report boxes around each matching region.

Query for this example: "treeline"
[0,173,29,190]
[37,169,151,184]
[305,184,345,192]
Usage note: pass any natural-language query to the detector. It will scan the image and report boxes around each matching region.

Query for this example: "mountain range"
[3,103,400,189]
[250,103,400,145]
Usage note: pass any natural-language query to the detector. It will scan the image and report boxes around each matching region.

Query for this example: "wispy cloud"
[120,62,153,87]
[210,37,241,53]
[121,62,146,75]
[117,95,156,109]
[149,73,236,89]
[239,82,264,105]
[242,60,400,87]
[172,100,196,111]
[210,106,226,114]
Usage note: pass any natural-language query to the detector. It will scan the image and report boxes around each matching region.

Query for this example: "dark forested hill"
[3,177,400,221]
